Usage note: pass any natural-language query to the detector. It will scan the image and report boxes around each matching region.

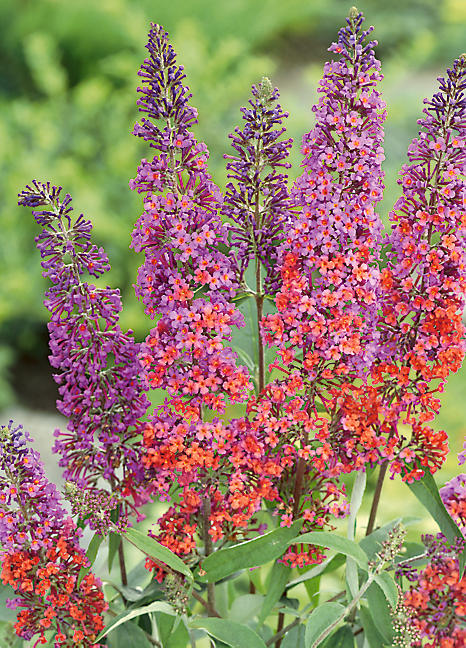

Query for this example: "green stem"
[310,573,377,648]
[274,611,285,648]
[266,618,300,647]
[366,461,388,536]
[202,497,216,612]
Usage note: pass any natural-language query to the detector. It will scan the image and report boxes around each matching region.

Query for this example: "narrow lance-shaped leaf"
[122,528,193,581]
[77,532,103,587]
[290,531,368,570]
[346,471,366,597]
[407,470,466,575]
[94,601,175,642]
[305,602,345,648]
[199,519,303,582]
[258,562,291,624]
[373,571,398,609]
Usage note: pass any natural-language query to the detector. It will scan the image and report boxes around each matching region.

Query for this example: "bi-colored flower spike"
[18,181,150,511]
[131,23,251,419]
[402,533,466,647]
[0,422,107,647]
[223,77,295,296]
[131,24,274,578]
[440,474,466,536]
[370,54,466,481]
[258,9,387,488]
[278,6,386,373]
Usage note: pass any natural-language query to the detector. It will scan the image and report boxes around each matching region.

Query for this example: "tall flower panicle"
[223,77,295,295]
[269,7,386,374]
[0,421,107,647]
[131,23,251,420]
[257,9,387,494]
[131,24,266,574]
[18,182,150,510]
[368,54,466,481]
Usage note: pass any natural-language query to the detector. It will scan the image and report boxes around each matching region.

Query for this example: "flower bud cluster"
[391,583,422,647]
[64,482,127,536]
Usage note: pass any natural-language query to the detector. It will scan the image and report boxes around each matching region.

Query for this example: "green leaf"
[359,604,387,648]
[77,531,103,587]
[189,617,267,648]
[200,519,303,582]
[303,573,321,607]
[123,528,193,581]
[108,532,121,573]
[347,471,367,540]
[229,594,264,623]
[258,562,291,624]
[286,554,346,590]
[155,611,190,648]
[373,571,398,609]
[281,623,306,648]
[365,581,393,644]
[106,621,152,648]
[94,601,175,642]
[407,470,466,575]
[305,602,345,648]
[292,532,368,570]
[0,621,23,647]
[321,625,355,648]
[346,472,366,598]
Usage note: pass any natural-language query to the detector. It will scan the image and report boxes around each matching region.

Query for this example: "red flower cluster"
[403,534,466,647]
[3,540,106,647]
[0,422,107,647]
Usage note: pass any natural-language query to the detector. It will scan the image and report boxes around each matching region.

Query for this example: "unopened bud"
[259,76,274,102]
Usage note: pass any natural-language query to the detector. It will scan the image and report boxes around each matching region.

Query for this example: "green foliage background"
[0,0,465,469]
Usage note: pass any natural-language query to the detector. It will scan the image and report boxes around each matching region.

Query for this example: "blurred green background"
[0,0,465,468]
[0,2,465,643]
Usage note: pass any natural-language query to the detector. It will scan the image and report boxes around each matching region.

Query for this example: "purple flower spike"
[223,77,295,295]
[18,181,150,515]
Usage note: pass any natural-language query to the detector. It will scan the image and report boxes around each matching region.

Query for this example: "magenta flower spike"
[131,24,252,420]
